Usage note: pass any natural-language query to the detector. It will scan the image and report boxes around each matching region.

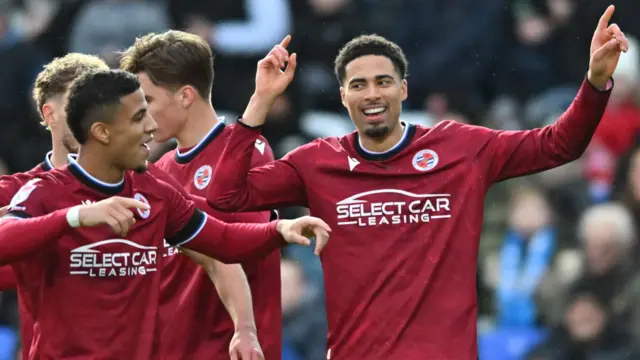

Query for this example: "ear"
[41,103,55,127]
[340,87,347,109]
[90,122,110,145]
[177,85,197,109]
[401,79,408,101]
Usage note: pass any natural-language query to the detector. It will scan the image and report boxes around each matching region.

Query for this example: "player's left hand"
[276,216,331,255]
[229,329,264,360]
[589,5,630,88]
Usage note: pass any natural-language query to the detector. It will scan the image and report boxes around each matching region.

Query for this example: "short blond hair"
[33,53,109,127]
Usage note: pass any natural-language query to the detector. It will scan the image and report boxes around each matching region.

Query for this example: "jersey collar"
[353,121,416,161]
[66,154,125,195]
[174,119,226,164]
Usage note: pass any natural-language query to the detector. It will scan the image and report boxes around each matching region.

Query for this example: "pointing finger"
[279,35,291,49]
[598,5,615,31]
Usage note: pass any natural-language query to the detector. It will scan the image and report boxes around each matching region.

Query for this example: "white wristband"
[66,206,81,228]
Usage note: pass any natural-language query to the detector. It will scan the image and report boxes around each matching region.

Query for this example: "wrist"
[241,94,276,126]
[234,323,257,333]
[587,70,611,90]
[66,206,82,228]
[275,219,286,235]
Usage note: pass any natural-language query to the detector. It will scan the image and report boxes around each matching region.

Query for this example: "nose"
[364,84,381,101]
[145,114,158,134]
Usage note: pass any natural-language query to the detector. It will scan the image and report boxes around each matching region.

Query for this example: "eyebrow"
[348,74,394,86]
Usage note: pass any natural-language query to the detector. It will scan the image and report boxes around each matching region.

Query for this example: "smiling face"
[340,55,407,140]
[97,88,157,172]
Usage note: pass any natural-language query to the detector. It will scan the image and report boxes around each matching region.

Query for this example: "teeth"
[364,107,386,115]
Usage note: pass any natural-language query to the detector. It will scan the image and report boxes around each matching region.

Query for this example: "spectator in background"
[394,0,508,115]
[281,258,326,360]
[562,203,640,341]
[0,0,49,172]
[529,289,640,360]
[496,187,556,328]
[69,0,169,66]
[168,0,291,114]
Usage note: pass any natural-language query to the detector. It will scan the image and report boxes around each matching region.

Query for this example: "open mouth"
[362,106,387,121]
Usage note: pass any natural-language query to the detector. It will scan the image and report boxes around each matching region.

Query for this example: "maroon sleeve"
[0,265,16,290]
[161,178,287,263]
[0,173,32,206]
[466,78,612,184]
[0,178,70,264]
[207,121,308,212]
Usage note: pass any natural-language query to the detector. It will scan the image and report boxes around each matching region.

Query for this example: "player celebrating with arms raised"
[208,6,628,359]
[0,69,329,359]
[120,30,281,360]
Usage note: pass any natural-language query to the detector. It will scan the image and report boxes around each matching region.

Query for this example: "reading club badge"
[194,165,213,190]
[412,149,439,172]
[134,193,150,219]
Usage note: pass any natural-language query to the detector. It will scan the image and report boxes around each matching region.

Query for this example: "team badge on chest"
[193,165,213,190]
[134,193,150,219]
[412,149,439,172]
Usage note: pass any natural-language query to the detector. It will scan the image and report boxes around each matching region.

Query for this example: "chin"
[133,160,149,173]
[363,125,391,139]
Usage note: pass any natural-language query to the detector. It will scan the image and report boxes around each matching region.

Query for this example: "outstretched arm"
[476,5,629,184]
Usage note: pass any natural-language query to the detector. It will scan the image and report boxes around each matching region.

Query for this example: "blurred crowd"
[2,0,640,359]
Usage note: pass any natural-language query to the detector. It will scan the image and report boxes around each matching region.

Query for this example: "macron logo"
[255,139,266,155]
[348,156,360,171]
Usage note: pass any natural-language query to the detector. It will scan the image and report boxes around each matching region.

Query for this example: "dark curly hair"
[65,70,140,144]
[334,34,408,85]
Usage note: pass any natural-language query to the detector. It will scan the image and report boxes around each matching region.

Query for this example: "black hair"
[334,34,409,85]
[65,69,140,144]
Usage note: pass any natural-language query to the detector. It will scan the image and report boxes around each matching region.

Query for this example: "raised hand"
[254,35,297,100]
[589,5,630,89]
[276,216,331,255]
[229,329,264,360]
[77,197,149,237]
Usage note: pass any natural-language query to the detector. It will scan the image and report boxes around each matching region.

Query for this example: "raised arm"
[208,35,304,212]
[476,5,629,183]
[208,121,308,212]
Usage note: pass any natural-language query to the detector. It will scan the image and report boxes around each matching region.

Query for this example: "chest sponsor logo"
[193,165,212,190]
[412,149,438,172]
[336,189,451,227]
[69,239,157,277]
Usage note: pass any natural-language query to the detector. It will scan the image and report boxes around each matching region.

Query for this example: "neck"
[50,133,70,169]
[76,146,124,184]
[176,100,220,149]
[359,122,405,153]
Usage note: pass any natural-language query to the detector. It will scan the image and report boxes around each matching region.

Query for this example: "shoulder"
[413,120,495,147]
[155,149,176,170]
[5,171,68,213]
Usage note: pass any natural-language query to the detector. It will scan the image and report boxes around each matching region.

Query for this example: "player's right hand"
[276,216,331,255]
[254,35,297,100]
[77,197,149,237]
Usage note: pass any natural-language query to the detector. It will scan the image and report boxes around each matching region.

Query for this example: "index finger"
[280,35,291,49]
[598,5,615,30]
[118,198,150,210]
